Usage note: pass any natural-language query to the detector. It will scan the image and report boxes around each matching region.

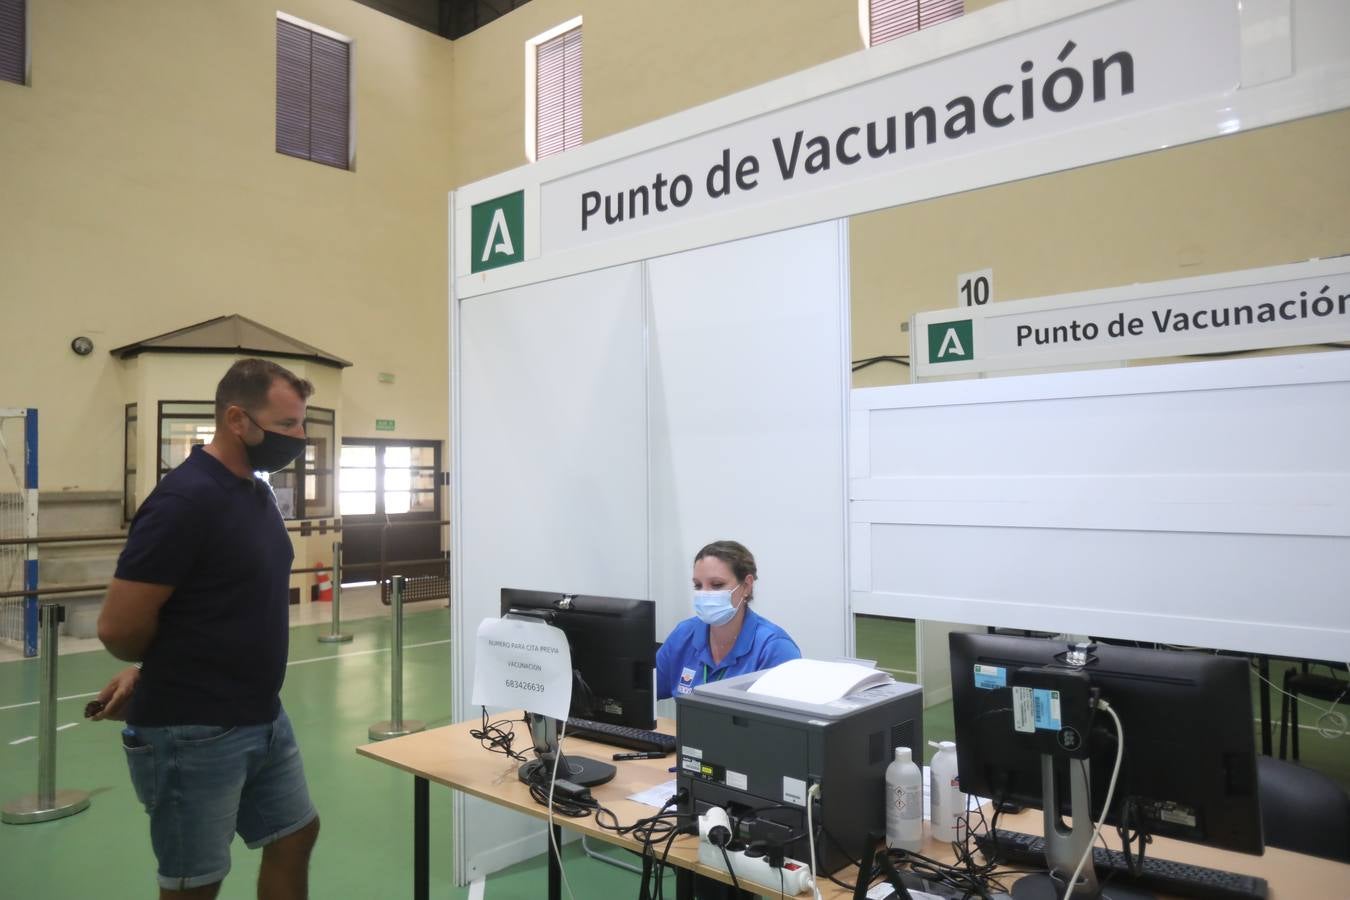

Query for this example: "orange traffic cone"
[315,564,333,602]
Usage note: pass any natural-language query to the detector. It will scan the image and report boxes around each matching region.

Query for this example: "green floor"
[1,610,464,899]
[2,613,1346,898]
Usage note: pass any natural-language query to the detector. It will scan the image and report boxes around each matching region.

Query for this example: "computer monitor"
[950,633,1262,899]
[500,588,657,787]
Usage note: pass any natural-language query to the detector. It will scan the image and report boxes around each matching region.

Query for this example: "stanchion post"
[368,575,425,741]
[2,604,91,824]
[317,541,353,644]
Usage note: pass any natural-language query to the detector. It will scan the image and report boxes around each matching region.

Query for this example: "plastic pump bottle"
[928,741,968,843]
[885,746,923,850]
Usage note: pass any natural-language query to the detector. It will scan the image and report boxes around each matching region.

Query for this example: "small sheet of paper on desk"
[867,885,948,900]
[747,658,894,704]
[628,779,678,809]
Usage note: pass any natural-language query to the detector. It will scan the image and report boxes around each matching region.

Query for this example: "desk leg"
[548,823,562,900]
[1258,655,1272,756]
[415,777,429,900]
[676,868,693,900]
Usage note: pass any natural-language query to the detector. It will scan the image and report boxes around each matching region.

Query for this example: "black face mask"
[242,412,307,473]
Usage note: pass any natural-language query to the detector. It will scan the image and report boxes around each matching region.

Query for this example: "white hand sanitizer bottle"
[928,741,967,843]
[885,746,923,851]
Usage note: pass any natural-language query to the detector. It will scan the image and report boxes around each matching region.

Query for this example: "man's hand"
[89,666,139,721]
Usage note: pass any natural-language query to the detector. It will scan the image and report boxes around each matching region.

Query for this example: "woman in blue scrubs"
[656,540,801,700]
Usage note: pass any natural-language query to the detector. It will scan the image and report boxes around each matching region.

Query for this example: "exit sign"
[375,419,395,432]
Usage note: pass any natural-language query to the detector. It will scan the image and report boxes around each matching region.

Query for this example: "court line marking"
[0,639,451,712]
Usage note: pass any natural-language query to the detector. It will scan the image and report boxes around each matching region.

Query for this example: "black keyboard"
[974,829,1267,900]
[563,717,676,754]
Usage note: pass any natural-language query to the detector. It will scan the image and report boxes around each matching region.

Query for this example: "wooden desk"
[358,715,706,900]
[358,717,1347,899]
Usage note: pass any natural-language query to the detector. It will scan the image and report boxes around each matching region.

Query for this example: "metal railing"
[0,518,450,664]
[0,519,450,603]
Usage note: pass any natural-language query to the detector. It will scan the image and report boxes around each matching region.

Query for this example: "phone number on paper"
[506,679,545,693]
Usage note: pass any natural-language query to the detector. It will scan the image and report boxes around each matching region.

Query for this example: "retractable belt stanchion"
[369,575,425,741]
[317,540,353,644]
[2,603,91,824]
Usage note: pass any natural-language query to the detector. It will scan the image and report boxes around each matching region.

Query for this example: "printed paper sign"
[471,616,572,720]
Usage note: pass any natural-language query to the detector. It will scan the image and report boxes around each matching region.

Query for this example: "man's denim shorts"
[122,708,317,891]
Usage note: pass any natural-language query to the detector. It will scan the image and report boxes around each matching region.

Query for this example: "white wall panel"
[849,351,1350,661]
[452,263,648,880]
[451,225,854,884]
[646,221,851,663]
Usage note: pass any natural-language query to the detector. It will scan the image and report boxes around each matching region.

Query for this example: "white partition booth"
[449,0,1350,884]
[452,225,853,876]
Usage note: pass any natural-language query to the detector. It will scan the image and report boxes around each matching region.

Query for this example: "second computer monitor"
[500,588,657,729]
[949,632,1262,855]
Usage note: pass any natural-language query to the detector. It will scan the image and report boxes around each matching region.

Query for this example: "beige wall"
[6,0,1347,497]
[1,0,455,495]
[451,0,1003,187]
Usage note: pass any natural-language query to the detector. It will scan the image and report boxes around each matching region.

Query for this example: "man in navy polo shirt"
[93,358,320,899]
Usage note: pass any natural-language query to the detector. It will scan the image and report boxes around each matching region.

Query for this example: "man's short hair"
[215,358,314,422]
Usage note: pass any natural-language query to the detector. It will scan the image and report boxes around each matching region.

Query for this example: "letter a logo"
[481,208,514,263]
[470,191,525,273]
[937,328,964,357]
[927,319,974,363]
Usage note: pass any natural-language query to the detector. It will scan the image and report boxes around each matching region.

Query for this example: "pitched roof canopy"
[110,315,351,368]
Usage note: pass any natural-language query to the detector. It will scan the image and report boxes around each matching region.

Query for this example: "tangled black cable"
[524,776,598,818]
[891,846,996,900]
[644,819,699,900]
[595,793,683,845]
[852,354,911,372]
[468,706,527,761]
[837,797,1042,900]
[718,842,744,893]
[947,796,1050,897]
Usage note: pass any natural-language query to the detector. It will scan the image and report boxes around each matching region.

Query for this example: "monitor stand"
[1012,754,1152,900]
[517,712,616,788]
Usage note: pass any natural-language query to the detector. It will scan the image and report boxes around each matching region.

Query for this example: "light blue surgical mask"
[692,583,744,627]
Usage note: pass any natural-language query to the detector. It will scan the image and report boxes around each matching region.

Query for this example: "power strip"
[696,813,814,895]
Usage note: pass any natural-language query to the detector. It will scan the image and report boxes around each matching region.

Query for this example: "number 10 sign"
[958,268,993,308]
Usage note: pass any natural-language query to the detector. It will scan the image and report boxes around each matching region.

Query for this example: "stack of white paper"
[746,658,893,704]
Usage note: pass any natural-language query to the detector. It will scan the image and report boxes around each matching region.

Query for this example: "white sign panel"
[470,617,573,721]
[539,0,1238,253]
[913,258,1350,377]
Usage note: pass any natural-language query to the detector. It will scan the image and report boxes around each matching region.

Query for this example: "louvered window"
[867,0,963,47]
[276,15,351,170]
[535,26,582,160]
[0,0,26,86]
